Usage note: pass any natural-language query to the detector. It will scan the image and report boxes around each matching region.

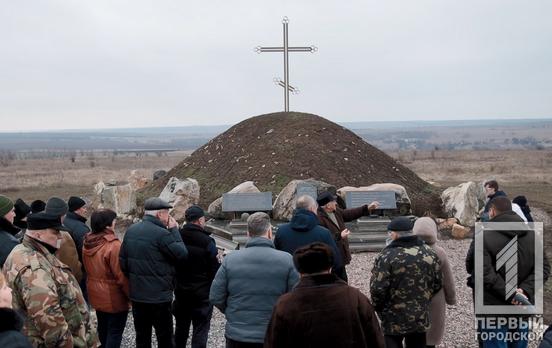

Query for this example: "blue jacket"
[209,237,299,343]
[120,214,188,303]
[0,218,20,269]
[275,208,343,271]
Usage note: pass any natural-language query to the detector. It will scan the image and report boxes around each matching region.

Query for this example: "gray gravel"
[121,239,546,347]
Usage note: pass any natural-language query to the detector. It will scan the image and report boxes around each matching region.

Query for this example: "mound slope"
[145,112,442,215]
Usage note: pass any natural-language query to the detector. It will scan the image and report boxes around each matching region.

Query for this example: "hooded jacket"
[413,217,456,346]
[0,308,33,348]
[481,211,549,305]
[82,229,130,313]
[119,214,188,303]
[275,208,343,272]
[0,217,20,268]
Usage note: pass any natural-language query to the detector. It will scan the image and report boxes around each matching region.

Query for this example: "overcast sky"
[1,0,551,131]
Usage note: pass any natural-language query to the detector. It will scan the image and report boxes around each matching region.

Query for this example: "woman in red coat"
[82,209,130,348]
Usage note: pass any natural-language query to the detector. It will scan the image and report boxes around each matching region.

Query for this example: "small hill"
[143,112,442,215]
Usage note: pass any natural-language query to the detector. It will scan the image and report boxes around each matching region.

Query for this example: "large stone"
[451,223,471,240]
[441,181,481,227]
[128,170,150,190]
[96,181,137,215]
[337,183,411,214]
[153,170,167,181]
[208,181,260,219]
[159,177,200,221]
[273,179,335,221]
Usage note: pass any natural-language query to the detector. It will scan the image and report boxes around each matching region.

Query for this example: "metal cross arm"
[255,46,317,53]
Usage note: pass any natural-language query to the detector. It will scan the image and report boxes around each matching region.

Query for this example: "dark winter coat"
[63,211,90,263]
[540,326,552,348]
[119,214,188,303]
[0,308,33,348]
[264,273,385,348]
[317,205,367,265]
[176,223,219,301]
[0,217,20,269]
[481,211,550,305]
[209,237,299,343]
[370,235,442,335]
[275,208,343,272]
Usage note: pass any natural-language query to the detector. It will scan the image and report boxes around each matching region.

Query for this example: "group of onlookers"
[0,181,550,348]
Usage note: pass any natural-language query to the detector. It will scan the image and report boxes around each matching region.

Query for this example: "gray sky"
[1,0,551,131]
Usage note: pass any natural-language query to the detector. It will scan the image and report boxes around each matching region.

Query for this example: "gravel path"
[120,238,546,347]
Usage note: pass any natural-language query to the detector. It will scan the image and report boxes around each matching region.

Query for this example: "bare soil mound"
[143,112,442,215]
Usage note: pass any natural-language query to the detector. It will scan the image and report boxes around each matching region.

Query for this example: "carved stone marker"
[345,191,397,210]
[222,192,273,212]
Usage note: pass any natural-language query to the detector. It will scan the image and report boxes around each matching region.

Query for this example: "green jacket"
[3,235,99,348]
[370,235,442,335]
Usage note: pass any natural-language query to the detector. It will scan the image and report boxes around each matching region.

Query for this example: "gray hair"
[144,210,161,217]
[296,195,317,211]
[247,212,271,237]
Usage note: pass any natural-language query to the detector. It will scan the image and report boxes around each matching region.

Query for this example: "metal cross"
[255,17,317,112]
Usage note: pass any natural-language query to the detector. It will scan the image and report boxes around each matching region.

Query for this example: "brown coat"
[317,205,367,264]
[264,273,384,348]
[55,231,83,283]
[413,217,457,346]
[82,230,130,313]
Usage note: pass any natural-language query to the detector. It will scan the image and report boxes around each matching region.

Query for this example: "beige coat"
[413,217,456,346]
[56,231,83,283]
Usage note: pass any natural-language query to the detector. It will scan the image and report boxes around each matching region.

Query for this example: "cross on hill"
[255,17,317,112]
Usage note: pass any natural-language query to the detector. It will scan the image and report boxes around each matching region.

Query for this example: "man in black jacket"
[120,197,188,348]
[63,196,90,300]
[471,196,550,347]
[174,205,219,348]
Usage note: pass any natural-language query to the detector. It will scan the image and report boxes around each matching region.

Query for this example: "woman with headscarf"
[413,217,457,348]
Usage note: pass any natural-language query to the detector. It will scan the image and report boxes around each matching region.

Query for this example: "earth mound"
[143,112,442,215]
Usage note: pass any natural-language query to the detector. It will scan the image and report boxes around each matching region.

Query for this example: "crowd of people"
[0,181,549,348]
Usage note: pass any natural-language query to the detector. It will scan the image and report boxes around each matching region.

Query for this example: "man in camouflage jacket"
[3,212,99,348]
[370,217,442,348]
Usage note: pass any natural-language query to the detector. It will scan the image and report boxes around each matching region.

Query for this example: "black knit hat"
[14,198,31,219]
[30,200,46,214]
[387,217,414,232]
[68,196,86,212]
[185,205,205,222]
[316,191,336,207]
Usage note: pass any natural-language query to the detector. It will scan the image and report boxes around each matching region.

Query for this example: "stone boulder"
[159,177,200,221]
[273,179,335,221]
[128,170,150,190]
[337,183,411,214]
[208,181,260,219]
[95,181,137,215]
[153,170,167,181]
[451,223,471,239]
[441,181,481,227]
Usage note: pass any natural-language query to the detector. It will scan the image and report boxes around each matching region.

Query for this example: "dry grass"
[0,151,188,202]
